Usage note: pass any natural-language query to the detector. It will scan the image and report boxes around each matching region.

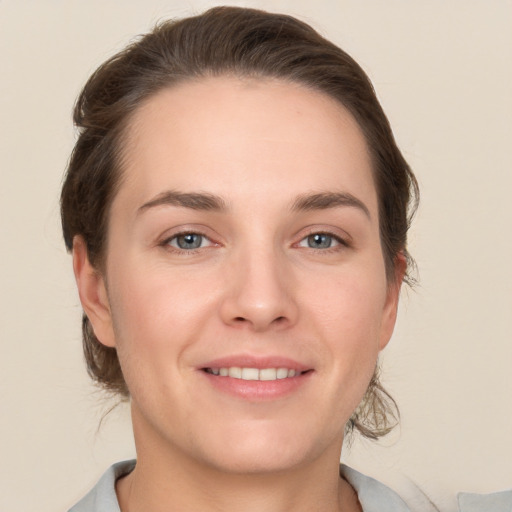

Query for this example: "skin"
[73,76,404,512]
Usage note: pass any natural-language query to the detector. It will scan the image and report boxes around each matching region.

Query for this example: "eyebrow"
[138,189,370,219]
[138,191,228,214]
[291,191,371,218]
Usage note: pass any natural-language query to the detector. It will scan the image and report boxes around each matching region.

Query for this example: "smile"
[204,367,302,381]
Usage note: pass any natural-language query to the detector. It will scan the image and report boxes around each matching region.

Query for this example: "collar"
[70,460,512,512]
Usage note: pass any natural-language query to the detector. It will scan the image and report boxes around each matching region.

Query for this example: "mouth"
[202,367,309,381]
[198,355,313,400]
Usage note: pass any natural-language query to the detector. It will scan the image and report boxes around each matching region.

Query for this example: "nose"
[219,246,299,332]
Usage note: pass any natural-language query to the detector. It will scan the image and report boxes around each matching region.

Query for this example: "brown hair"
[61,6,418,439]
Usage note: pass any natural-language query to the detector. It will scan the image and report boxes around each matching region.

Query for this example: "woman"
[61,6,446,511]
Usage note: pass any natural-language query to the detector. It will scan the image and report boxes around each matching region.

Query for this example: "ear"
[72,236,116,348]
[379,251,407,350]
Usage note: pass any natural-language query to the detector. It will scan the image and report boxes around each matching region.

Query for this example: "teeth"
[206,367,301,381]
[228,367,242,379]
[276,368,289,379]
[241,368,259,380]
[260,368,277,381]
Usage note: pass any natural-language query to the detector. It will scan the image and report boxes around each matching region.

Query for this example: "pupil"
[178,234,202,249]
[308,234,331,249]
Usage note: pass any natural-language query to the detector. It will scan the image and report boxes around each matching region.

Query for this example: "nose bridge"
[220,238,298,331]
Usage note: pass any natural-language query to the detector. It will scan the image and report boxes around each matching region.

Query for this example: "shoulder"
[67,460,136,512]
[68,460,512,512]
[457,488,512,512]
[341,464,512,512]
[341,464,413,512]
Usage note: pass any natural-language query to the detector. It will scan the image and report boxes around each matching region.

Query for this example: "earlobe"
[72,236,116,348]
[379,252,407,350]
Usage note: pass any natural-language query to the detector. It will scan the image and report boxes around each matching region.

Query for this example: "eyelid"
[167,233,214,249]
[296,234,341,249]
[156,224,352,253]
[158,226,220,252]
[294,226,352,248]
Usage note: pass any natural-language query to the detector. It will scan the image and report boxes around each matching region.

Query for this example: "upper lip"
[199,354,312,372]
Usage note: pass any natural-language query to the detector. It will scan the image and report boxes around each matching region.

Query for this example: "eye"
[166,232,213,250]
[298,233,343,250]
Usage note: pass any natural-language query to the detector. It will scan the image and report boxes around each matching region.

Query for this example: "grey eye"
[306,233,334,249]
[173,233,204,249]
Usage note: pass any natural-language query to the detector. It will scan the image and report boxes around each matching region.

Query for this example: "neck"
[118,457,360,512]
[117,407,361,512]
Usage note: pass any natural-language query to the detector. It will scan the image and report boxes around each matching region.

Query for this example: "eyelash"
[160,231,216,253]
[295,231,350,253]
[159,229,349,255]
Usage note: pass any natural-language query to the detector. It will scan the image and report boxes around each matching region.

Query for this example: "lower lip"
[200,371,312,401]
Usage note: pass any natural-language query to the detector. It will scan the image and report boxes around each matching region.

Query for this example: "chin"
[191,420,332,475]
[204,446,309,475]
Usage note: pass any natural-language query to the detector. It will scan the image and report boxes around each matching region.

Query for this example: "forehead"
[115,76,377,215]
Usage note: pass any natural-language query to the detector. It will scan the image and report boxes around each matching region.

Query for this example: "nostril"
[227,310,294,330]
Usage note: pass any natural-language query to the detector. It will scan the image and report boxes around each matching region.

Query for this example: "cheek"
[308,265,388,386]
[106,273,210,408]
[105,259,226,381]
[307,262,388,338]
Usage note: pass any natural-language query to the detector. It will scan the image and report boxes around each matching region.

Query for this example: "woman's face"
[79,77,402,473]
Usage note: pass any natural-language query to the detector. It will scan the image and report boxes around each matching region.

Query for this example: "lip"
[199,354,311,372]
[198,354,314,401]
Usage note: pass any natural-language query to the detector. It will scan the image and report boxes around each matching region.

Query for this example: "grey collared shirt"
[68,459,512,512]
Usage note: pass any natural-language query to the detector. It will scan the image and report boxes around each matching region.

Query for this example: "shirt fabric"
[68,459,512,512]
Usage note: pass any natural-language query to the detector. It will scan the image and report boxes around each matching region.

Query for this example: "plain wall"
[1,1,511,511]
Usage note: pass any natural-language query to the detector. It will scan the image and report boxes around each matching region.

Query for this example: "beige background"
[1,1,511,511]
